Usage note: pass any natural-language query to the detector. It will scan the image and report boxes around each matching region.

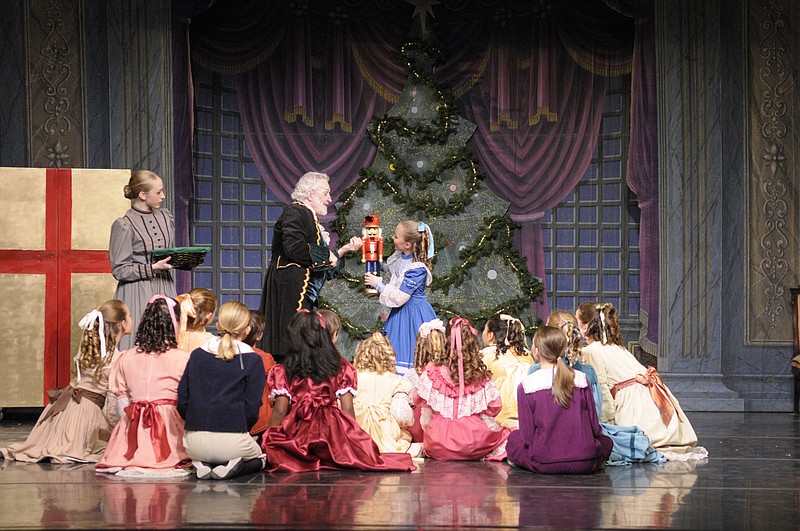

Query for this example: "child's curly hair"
[413,321,447,374]
[77,299,129,380]
[484,313,531,360]
[546,310,584,366]
[443,317,490,386]
[134,297,181,354]
[396,220,433,270]
[354,332,396,374]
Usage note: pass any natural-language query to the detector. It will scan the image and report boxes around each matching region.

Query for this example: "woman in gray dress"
[109,170,176,350]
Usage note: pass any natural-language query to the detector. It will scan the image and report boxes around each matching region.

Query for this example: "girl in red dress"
[261,310,415,472]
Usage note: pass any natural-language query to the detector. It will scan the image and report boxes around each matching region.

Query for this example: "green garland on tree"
[323,38,543,340]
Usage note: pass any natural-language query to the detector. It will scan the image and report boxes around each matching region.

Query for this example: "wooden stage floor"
[1,410,799,529]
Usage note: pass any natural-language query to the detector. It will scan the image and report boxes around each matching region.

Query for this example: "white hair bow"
[499,314,524,346]
[418,318,445,339]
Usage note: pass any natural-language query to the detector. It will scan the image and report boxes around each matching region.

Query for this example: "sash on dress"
[123,399,178,462]
[39,386,106,424]
[610,366,677,427]
[294,394,329,421]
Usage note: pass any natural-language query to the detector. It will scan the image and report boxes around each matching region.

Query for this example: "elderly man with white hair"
[258,171,362,363]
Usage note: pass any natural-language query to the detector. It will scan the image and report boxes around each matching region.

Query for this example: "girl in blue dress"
[365,220,437,374]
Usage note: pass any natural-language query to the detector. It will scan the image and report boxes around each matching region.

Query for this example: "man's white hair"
[291,171,330,202]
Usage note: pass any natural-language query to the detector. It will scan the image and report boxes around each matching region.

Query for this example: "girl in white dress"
[576,302,707,460]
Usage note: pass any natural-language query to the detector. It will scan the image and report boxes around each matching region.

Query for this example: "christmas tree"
[320,22,543,357]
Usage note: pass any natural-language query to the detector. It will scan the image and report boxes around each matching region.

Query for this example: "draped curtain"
[173,1,656,338]
[459,40,607,319]
[626,0,660,349]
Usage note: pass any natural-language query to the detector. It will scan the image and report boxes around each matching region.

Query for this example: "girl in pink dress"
[413,316,510,460]
[1,300,132,463]
[405,318,447,444]
[261,310,415,472]
[96,295,191,477]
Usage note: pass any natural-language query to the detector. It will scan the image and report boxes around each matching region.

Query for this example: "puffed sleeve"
[379,267,428,308]
[108,351,130,398]
[482,379,504,418]
[109,217,154,282]
[391,373,412,397]
[279,206,315,266]
[267,364,291,401]
[336,359,358,398]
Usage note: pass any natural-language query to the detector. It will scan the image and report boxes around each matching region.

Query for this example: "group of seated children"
[0,290,706,479]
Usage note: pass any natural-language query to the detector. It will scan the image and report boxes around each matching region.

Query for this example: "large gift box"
[0,168,130,407]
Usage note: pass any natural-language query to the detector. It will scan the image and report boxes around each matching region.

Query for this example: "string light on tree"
[321,7,543,354]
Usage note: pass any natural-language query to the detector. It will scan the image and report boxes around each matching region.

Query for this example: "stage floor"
[0,410,798,529]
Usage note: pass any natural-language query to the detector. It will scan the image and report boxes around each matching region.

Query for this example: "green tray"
[151,247,211,270]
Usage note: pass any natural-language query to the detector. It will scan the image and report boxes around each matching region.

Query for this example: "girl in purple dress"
[506,325,612,474]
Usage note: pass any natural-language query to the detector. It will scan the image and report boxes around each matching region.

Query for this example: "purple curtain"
[234,20,392,216]
[175,1,647,330]
[453,4,635,321]
[626,0,659,348]
[459,36,608,321]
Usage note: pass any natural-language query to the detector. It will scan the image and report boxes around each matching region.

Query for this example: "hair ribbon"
[449,317,478,403]
[298,308,326,329]
[176,293,197,349]
[148,295,179,337]
[418,221,435,259]
[499,314,524,346]
[596,303,609,344]
[418,318,445,339]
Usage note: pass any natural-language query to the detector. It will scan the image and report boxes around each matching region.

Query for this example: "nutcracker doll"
[362,214,384,294]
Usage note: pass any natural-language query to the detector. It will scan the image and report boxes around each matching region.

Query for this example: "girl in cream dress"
[576,302,707,461]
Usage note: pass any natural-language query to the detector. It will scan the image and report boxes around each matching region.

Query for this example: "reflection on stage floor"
[1,411,799,529]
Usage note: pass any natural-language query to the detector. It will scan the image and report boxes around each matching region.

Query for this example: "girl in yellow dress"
[352,332,416,454]
[480,314,534,429]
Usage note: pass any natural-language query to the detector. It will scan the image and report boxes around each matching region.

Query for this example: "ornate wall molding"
[744,0,799,345]
[26,0,86,167]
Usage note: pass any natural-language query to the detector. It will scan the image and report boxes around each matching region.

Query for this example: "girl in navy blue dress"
[365,220,437,374]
